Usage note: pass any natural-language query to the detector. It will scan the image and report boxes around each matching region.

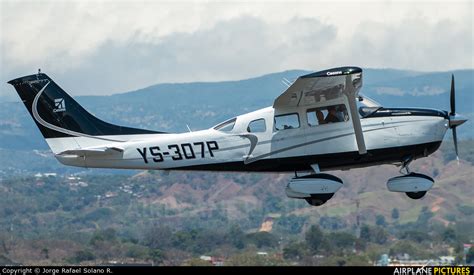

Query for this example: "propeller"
[450,75,455,115]
[447,74,467,162]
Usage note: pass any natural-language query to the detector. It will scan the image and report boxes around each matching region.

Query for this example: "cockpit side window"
[307,104,349,126]
[274,113,300,131]
[247,119,266,133]
[214,118,236,132]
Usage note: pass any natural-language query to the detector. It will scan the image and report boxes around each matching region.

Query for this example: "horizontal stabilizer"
[58,146,124,157]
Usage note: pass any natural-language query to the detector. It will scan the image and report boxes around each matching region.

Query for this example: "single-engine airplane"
[8,67,467,206]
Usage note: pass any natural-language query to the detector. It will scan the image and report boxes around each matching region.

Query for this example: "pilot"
[325,106,341,123]
[316,110,326,125]
[335,106,346,122]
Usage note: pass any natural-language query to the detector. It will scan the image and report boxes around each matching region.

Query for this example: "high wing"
[273,66,367,154]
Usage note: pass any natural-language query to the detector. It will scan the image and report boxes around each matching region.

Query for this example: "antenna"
[281,78,293,87]
[186,124,192,132]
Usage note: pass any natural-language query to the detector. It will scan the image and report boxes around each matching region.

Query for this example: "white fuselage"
[50,100,449,172]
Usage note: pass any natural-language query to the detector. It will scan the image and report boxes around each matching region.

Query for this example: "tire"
[305,193,334,206]
[406,191,427,200]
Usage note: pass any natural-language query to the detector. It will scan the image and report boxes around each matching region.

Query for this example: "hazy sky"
[0,0,472,100]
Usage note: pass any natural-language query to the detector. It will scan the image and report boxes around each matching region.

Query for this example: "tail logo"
[53,98,66,113]
[32,82,123,142]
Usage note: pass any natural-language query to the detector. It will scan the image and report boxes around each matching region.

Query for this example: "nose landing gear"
[387,156,434,200]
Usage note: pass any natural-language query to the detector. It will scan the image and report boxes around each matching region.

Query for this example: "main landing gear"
[305,193,335,206]
[285,165,343,207]
[286,158,436,207]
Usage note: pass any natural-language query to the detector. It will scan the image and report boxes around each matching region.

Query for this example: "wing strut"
[344,75,367,155]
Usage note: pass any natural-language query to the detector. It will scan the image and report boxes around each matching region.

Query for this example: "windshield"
[358,93,382,107]
[357,94,383,117]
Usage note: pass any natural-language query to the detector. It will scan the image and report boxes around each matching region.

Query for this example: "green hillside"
[0,142,472,265]
[0,68,472,265]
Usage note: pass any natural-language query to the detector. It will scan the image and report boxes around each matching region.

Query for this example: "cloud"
[375,87,405,96]
[2,15,338,96]
[339,17,473,72]
[410,86,445,96]
[374,85,446,97]
[0,1,472,100]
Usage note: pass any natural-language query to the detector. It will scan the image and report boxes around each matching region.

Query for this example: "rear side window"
[247,119,266,133]
[214,118,236,132]
[274,113,300,131]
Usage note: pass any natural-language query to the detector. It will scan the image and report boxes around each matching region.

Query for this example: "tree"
[185,258,213,266]
[389,240,435,259]
[327,232,356,249]
[321,254,369,266]
[125,244,148,259]
[389,241,416,257]
[70,250,95,263]
[171,230,197,251]
[283,242,307,260]
[319,215,347,230]
[305,225,325,252]
[143,226,173,249]
[228,225,245,249]
[376,215,386,227]
[90,228,117,246]
[360,225,371,242]
[372,226,389,244]
[246,232,278,249]
[149,249,164,265]
[359,224,388,244]
[226,251,287,266]
[400,230,432,243]
[264,196,284,212]
[417,206,434,225]
[276,215,306,234]
[391,208,400,220]
[466,247,474,264]
[320,256,347,266]
[442,228,456,243]
[192,230,227,254]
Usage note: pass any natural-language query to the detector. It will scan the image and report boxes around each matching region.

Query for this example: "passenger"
[335,106,346,122]
[325,106,341,123]
[316,110,326,125]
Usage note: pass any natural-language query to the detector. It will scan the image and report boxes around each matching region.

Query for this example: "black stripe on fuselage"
[363,108,448,119]
[167,141,442,172]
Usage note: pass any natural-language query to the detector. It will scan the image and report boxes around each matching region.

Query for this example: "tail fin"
[8,72,163,151]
